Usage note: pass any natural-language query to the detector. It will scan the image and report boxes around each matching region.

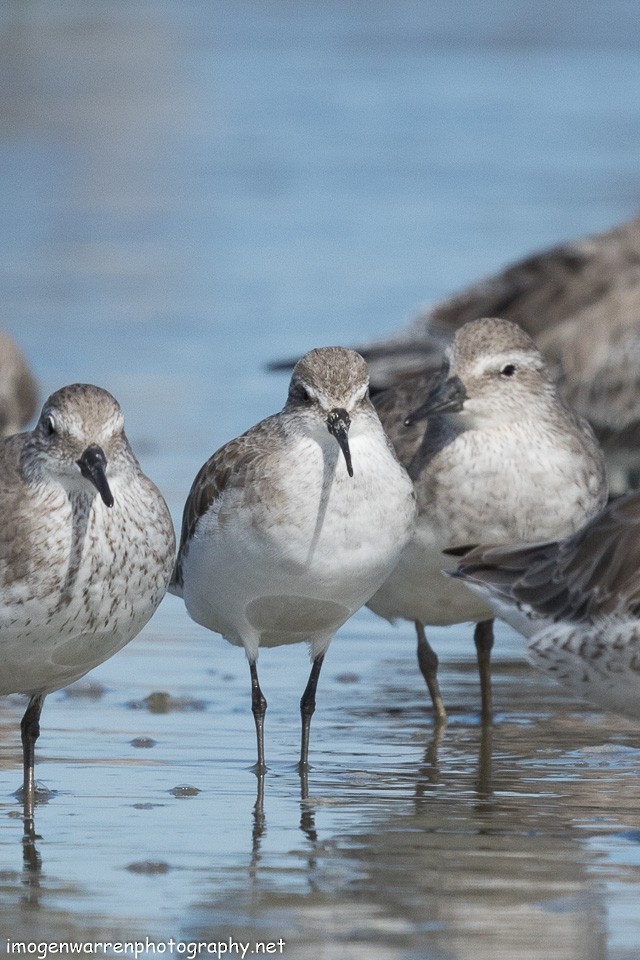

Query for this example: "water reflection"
[2,0,640,955]
[250,770,266,882]
[3,649,640,957]
[21,815,43,912]
[298,767,318,847]
[184,706,628,960]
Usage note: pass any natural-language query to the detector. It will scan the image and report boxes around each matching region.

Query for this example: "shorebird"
[270,215,640,492]
[0,384,175,816]
[357,214,640,494]
[170,346,416,768]
[367,317,608,721]
[449,491,640,720]
[0,330,38,436]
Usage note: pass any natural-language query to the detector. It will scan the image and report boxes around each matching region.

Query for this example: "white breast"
[181,421,416,660]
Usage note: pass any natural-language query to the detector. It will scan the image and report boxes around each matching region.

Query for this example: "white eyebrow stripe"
[352,380,370,404]
[301,383,336,409]
[471,350,541,378]
[298,378,370,411]
[300,382,324,404]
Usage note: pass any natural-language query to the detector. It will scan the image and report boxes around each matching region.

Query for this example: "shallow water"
[4,619,640,958]
[1,1,640,957]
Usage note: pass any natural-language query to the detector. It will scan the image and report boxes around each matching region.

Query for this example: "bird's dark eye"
[500,364,517,377]
[295,385,313,403]
[44,415,56,436]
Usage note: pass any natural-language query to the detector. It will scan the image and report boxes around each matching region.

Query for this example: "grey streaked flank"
[450,491,640,719]
[0,383,176,817]
[170,346,416,769]
[368,317,608,721]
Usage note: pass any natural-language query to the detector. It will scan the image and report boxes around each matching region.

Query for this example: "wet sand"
[2,618,640,957]
[1,1,640,956]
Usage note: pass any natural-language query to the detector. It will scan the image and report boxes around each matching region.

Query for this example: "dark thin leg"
[20,694,45,820]
[415,621,447,723]
[249,661,267,771]
[474,619,495,723]
[299,654,325,768]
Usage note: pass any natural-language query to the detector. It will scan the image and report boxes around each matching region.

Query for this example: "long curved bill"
[326,407,354,478]
[77,444,115,507]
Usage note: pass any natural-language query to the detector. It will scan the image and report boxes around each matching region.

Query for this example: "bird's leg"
[415,621,447,723]
[249,661,267,771]
[299,653,325,768]
[20,694,45,821]
[474,619,495,722]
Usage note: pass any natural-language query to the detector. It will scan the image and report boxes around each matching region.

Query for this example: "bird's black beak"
[404,375,468,425]
[326,407,354,477]
[77,444,114,507]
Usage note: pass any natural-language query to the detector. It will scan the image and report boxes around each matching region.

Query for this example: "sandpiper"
[311,215,640,493]
[358,217,640,493]
[0,330,38,436]
[367,317,608,721]
[449,491,640,720]
[0,384,175,816]
[170,346,416,768]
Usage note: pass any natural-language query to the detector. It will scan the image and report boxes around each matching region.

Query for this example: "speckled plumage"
[368,317,608,719]
[1,383,175,813]
[451,492,640,719]
[171,346,416,767]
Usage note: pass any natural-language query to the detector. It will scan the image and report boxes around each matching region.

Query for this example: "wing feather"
[453,491,640,624]
[171,414,287,591]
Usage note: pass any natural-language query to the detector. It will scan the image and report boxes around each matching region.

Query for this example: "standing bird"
[449,492,640,720]
[353,214,640,494]
[0,330,38,436]
[0,384,175,817]
[170,347,416,769]
[271,215,640,492]
[367,318,608,722]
